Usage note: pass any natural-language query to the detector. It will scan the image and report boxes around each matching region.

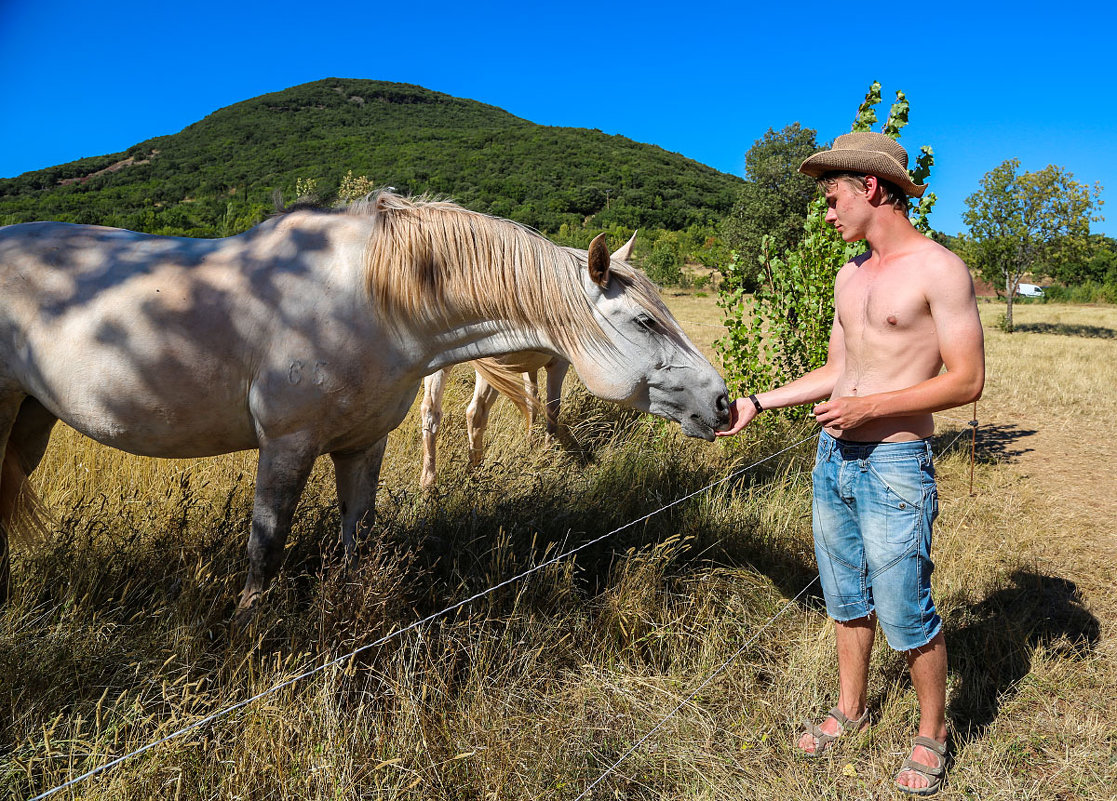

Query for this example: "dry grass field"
[1,294,1115,800]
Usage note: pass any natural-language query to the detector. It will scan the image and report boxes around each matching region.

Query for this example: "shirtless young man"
[717,132,985,795]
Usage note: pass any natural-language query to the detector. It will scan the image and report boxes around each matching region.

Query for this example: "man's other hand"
[812,396,873,431]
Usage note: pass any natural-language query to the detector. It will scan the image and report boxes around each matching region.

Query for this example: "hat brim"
[799,151,927,198]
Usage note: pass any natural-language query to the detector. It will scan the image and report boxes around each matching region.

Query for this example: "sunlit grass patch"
[3,298,1116,799]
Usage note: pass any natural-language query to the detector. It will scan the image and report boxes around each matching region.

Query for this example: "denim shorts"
[812,430,942,652]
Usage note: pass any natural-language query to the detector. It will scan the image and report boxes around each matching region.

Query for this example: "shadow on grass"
[968,423,1039,463]
[1014,322,1117,339]
[394,440,823,617]
[945,570,1100,745]
[1,416,824,769]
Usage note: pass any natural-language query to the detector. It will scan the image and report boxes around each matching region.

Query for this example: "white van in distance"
[1017,283,1044,298]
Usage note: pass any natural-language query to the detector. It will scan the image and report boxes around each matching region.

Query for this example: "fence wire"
[30,433,818,801]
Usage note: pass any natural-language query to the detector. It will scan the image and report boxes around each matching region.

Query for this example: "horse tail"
[472,358,542,425]
[1,444,48,546]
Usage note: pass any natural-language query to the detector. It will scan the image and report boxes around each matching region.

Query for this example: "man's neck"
[863,208,924,261]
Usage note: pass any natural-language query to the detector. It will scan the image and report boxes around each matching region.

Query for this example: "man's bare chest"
[836,266,933,337]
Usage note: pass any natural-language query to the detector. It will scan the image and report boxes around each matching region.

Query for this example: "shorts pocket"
[867,457,927,511]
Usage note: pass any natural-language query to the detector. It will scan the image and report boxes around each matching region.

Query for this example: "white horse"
[0,193,729,613]
[418,233,639,488]
[419,352,569,488]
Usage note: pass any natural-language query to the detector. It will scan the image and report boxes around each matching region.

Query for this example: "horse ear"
[611,230,637,262]
[587,233,611,288]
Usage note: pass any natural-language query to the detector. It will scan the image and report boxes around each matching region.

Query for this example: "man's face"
[823,178,870,242]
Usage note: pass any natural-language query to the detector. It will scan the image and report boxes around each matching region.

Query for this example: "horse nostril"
[715,393,730,419]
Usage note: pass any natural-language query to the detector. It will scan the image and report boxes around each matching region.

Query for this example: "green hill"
[0,78,742,238]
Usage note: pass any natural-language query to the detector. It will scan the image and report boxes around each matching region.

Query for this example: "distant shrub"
[338,171,376,203]
[644,241,685,287]
[1042,282,1117,304]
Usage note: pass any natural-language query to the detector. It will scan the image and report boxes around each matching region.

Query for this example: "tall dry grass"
[1,299,1114,800]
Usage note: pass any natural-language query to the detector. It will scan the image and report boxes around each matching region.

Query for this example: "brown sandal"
[798,706,869,758]
[894,735,947,796]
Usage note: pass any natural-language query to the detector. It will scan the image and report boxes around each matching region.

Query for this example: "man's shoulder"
[912,238,978,308]
[917,238,972,286]
[919,236,966,268]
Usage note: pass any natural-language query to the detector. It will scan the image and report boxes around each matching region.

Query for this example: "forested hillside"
[0,78,742,238]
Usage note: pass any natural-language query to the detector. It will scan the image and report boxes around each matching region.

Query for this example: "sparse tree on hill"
[963,159,1102,331]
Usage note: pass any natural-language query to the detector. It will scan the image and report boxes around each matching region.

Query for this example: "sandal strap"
[900,757,944,778]
[799,707,869,755]
[913,735,948,756]
[826,706,868,732]
[801,720,837,744]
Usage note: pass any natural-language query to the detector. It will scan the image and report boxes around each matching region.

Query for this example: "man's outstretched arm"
[718,297,849,437]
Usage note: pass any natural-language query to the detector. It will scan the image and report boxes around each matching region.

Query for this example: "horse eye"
[636,314,658,331]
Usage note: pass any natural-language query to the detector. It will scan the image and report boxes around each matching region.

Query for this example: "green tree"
[720,123,819,288]
[963,159,1102,331]
[1056,234,1117,285]
[716,82,935,413]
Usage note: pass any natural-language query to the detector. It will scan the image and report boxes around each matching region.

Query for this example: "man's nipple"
[886,315,898,326]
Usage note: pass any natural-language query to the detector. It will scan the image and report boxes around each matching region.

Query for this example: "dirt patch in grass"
[974,303,1117,589]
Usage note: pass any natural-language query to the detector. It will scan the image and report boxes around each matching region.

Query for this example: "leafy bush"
[1042,282,1117,304]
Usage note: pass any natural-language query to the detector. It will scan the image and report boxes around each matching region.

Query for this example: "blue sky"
[1,1,1114,236]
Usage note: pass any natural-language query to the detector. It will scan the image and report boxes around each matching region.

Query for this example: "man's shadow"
[944,571,1099,745]
[936,423,1040,463]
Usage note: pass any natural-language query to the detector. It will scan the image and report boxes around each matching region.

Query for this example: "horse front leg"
[237,437,318,615]
[0,392,25,604]
[543,359,570,443]
[420,370,447,489]
[330,437,388,558]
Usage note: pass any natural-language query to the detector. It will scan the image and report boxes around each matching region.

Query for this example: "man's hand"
[811,396,874,432]
[715,397,759,437]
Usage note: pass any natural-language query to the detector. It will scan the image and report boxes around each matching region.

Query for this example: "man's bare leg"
[798,615,875,753]
[895,631,949,790]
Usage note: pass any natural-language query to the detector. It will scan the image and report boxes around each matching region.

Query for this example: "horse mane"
[353,192,682,361]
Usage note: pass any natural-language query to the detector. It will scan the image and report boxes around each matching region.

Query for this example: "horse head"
[363,194,729,440]
[572,232,730,440]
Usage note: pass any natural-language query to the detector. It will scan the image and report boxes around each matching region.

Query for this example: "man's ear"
[862,174,882,201]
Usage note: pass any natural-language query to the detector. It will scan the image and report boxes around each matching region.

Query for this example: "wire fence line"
[937,420,979,453]
[572,573,821,801]
[30,433,819,801]
[572,407,987,796]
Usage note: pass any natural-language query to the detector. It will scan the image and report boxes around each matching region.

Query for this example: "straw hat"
[798,131,927,198]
